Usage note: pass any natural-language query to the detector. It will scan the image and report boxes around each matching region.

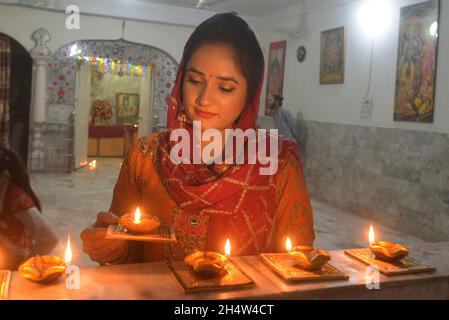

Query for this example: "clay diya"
[370,241,409,262]
[184,251,228,278]
[19,255,66,283]
[368,225,409,262]
[119,207,160,234]
[288,245,331,271]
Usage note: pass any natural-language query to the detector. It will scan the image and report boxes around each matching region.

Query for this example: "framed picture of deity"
[394,0,440,123]
[116,93,140,125]
[320,27,345,84]
[265,40,286,115]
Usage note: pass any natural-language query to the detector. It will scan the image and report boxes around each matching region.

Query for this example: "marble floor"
[30,158,434,266]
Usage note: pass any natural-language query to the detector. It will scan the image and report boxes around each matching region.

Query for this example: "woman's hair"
[0,145,42,212]
[181,12,265,105]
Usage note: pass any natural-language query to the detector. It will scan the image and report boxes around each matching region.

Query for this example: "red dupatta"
[0,178,36,250]
[156,58,301,256]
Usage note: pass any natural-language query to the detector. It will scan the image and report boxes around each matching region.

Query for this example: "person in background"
[0,145,58,270]
[267,94,301,146]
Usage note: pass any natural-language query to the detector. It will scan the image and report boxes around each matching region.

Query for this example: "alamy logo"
[170,121,280,175]
[65,264,80,290]
[66,5,80,30]
[365,264,381,290]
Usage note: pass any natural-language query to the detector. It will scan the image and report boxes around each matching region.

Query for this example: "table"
[88,125,138,157]
[8,243,449,300]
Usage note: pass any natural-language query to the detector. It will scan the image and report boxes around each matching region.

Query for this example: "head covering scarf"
[156,15,302,255]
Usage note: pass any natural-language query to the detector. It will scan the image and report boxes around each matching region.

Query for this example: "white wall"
[0,4,194,62]
[260,0,449,134]
[139,75,151,138]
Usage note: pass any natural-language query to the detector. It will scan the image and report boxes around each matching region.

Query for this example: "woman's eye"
[220,87,235,93]
[187,78,202,85]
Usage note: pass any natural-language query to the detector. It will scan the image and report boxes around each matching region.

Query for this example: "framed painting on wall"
[320,27,345,84]
[265,40,287,115]
[394,0,440,123]
[116,93,140,125]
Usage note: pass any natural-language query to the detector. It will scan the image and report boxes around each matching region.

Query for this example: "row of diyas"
[170,224,436,292]
[15,206,436,293]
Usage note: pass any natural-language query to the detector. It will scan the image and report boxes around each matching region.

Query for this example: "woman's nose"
[196,83,214,107]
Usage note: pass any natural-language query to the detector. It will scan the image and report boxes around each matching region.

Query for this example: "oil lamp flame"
[134,207,141,224]
[286,237,293,252]
[65,235,72,264]
[369,225,375,246]
[88,160,97,170]
[225,238,231,257]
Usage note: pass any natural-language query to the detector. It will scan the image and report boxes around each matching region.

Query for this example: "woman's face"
[183,43,248,131]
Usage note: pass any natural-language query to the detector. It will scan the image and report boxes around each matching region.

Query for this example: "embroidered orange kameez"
[109,133,315,262]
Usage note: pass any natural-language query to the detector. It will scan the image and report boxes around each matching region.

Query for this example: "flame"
[88,160,97,170]
[225,238,231,257]
[134,207,141,224]
[369,225,375,246]
[65,235,72,264]
[285,237,293,252]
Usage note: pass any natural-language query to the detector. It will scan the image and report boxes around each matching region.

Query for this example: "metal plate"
[106,224,177,243]
[345,248,436,276]
[167,259,254,293]
[260,253,349,282]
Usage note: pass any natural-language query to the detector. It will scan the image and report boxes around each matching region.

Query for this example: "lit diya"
[106,207,176,243]
[19,235,72,283]
[288,245,331,271]
[184,251,228,278]
[260,237,348,282]
[168,238,255,293]
[345,225,435,276]
[184,238,231,277]
[368,225,409,262]
[119,207,160,234]
[88,160,97,170]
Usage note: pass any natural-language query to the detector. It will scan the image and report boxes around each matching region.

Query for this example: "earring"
[176,111,192,128]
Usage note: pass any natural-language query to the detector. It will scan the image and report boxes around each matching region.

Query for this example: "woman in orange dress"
[81,13,315,265]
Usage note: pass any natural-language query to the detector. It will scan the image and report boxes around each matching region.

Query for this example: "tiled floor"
[30,158,432,267]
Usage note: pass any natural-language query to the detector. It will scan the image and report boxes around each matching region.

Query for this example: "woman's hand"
[80,211,128,265]
[94,211,120,227]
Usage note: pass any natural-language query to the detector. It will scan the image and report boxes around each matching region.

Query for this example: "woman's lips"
[195,108,217,119]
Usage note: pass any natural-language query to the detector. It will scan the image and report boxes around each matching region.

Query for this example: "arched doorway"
[0,33,32,164]
[47,39,178,169]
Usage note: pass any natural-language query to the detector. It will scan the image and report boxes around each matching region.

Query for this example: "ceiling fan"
[194,0,230,9]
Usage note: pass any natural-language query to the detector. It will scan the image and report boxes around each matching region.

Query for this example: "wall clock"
[297,46,306,63]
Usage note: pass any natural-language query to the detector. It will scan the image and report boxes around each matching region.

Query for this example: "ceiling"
[0,0,307,27]
[1,0,306,18]
[137,0,305,17]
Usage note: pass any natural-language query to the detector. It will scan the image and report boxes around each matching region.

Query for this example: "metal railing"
[40,121,74,172]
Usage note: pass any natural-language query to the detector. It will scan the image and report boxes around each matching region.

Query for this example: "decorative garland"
[77,55,152,77]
